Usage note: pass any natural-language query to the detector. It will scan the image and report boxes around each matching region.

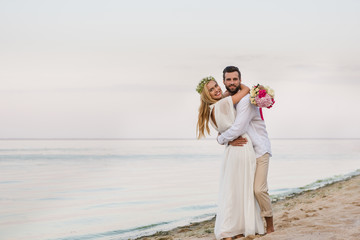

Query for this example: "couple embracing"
[196,66,274,239]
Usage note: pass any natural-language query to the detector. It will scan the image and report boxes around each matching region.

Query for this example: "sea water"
[0,139,359,240]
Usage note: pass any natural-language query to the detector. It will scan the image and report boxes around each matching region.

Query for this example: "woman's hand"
[228,136,248,146]
[222,90,230,97]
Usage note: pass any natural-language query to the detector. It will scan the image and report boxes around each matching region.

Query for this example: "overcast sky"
[1,0,359,139]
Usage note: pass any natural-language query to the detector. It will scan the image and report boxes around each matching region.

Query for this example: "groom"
[217,66,274,233]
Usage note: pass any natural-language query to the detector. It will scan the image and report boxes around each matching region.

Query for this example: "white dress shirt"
[217,94,272,158]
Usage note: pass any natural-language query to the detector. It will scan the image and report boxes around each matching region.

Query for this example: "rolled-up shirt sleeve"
[217,95,253,145]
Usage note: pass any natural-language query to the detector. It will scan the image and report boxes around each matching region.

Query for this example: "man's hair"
[223,66,241,80]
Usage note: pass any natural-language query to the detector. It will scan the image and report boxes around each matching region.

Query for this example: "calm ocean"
[0,139,359,240]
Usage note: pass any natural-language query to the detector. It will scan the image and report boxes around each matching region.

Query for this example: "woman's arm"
[222,90,230,98]
[231,84,250,104]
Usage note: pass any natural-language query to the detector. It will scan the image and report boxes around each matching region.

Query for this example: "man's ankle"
[265,216,274,233]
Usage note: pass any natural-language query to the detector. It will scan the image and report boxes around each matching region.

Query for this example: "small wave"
[125,213,216,239]
[172,204,217,211]
[271,169,360,202]
[51,213,216,240]
[0,148,95,152]
[38,197,72,201]
[0,180,21,184]
[0,153,218,161]
[83,200,159,210]
[51,221,174,240]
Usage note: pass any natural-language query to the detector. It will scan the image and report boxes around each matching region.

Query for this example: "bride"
[196,76,265,239]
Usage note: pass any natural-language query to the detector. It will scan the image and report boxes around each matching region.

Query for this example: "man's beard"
[225,84,241,95]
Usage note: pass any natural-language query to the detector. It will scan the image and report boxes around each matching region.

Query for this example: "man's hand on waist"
[228,136,248,147]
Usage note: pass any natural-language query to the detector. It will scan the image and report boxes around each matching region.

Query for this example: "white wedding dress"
[210,97,265,239]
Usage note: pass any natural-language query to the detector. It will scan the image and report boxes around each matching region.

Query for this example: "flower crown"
[196,76,216,94]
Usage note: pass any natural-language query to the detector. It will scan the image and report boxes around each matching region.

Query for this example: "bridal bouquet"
[250,84,275,108]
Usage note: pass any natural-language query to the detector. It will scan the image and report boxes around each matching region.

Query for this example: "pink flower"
[258,89,267,98]
[255,94,273,108]
[267,99,275,109]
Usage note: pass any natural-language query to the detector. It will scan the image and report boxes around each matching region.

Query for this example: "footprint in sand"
[305,213,319,217]
[178,228,190,233]
[280,211,289,219]
[277,222,291,229]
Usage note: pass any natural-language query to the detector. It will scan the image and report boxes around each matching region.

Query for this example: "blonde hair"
[196,80,218,139]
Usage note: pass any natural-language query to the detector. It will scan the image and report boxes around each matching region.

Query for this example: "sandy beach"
[137,174,360,240]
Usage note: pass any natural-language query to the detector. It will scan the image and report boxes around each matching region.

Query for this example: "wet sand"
[136,174,360,240]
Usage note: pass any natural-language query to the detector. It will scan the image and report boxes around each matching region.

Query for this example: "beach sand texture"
[137,175,360,240]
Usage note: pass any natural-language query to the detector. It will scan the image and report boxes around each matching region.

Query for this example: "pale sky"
[1,0,359,139]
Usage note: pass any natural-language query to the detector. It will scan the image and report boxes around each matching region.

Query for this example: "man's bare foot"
[265,217,275,233]
[267,226,275,233]
[233,234,244,239]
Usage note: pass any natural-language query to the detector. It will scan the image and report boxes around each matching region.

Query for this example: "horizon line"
[0,138,359,140]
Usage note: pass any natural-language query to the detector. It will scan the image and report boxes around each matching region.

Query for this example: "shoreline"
[136,174,360,240]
